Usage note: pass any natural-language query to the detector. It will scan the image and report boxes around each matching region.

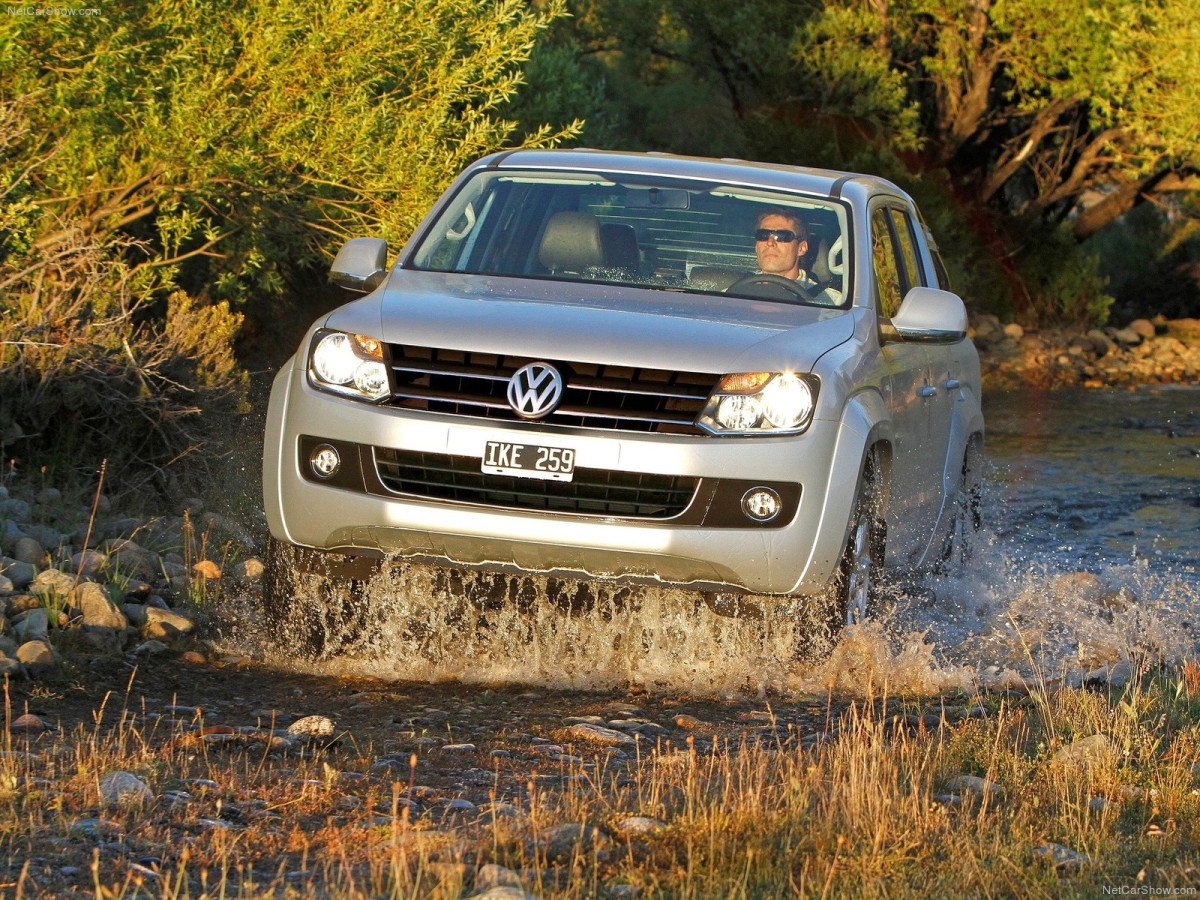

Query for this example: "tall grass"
[2,665,1200,898]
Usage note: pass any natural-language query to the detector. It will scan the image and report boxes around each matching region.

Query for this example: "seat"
[810,235,845,293]
[538,211,604,273]
[599,223,640,272]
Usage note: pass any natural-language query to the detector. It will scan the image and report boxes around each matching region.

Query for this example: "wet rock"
[232,558,265,581]
[1032,842,1095,869]
[1052,734,1116,770]
[16,639,60,676]
[99,771,154,808]
[192,560,221,580]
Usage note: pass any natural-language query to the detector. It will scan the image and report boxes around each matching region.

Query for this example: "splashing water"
[225,387,1200,698]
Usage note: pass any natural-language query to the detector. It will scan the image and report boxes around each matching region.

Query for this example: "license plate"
[482,440,576,481]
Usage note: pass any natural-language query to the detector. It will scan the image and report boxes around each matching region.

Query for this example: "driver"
[754,208,842,304]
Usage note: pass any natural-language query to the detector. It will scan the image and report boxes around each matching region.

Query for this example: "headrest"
[538,211,604,272]
[600,223,640,270]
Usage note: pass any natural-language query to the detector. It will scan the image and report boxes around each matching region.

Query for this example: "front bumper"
[264,357,868,596]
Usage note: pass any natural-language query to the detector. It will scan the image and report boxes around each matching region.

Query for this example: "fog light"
[310,444,341,479]
[742,487,782,522]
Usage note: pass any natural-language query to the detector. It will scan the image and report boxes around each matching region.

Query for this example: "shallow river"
[254,386,1200,698]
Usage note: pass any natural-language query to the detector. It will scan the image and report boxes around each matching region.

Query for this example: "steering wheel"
[726,272,818,303]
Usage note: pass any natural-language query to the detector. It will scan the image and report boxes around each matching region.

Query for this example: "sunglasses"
[754,228,798,243]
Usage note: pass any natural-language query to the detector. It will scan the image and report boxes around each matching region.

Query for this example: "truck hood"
[328,270,855,375]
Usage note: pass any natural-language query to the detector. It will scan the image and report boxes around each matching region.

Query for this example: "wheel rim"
[845,513,873,626]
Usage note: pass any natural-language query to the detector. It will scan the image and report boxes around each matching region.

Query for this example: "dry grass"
[3,665,1200,899]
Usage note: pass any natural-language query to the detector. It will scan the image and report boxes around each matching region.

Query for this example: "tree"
[794,0,1200,237]
[0,0,577,484]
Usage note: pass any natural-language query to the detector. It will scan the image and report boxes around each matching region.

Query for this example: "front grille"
[386,345,714,434]
[374,448,697,519]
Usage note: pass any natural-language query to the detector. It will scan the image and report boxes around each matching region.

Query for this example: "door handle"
[917,385,937,398]
[943,378,961,390]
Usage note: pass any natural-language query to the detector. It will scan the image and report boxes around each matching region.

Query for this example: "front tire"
[262,536,373,659]
[938,440,983,573]
[827,453,887,631]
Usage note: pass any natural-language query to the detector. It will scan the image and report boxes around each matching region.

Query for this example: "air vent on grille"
[386,345,714,434]
[375,448,697,519]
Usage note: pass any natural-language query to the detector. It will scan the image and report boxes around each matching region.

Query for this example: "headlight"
[698,372,818,435]
[308,329,390,401]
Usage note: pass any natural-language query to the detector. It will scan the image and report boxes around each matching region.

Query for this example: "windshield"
[409,169,852,307]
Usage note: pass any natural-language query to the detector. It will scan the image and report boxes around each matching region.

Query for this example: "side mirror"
[885,286,968,343]
[330,238,388,293]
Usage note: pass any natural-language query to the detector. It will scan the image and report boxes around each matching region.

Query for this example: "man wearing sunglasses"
[753,208,841,304]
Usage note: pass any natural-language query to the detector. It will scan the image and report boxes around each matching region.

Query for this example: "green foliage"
[1017,227,1114,326]
[1,0,576,489]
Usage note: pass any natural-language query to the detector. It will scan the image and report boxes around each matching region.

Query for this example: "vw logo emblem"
[507,362,564,419]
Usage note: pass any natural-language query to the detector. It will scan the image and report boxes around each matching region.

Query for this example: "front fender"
[790,387,892,594]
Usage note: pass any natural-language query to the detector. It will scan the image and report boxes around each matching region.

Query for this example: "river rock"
[536,823,611,862]
[1129,319,1156,339]
[12,608,49,642]
[566,723,637,747]
[122,604,148,626]
[30,569,75,600]
[143,606,195,636]
[287,715,334,737]
[69,582,125,628]
[0,559,36,589]
[232,558,265,581]
[0,499,32,521]
[16,639,60,676]
[475,864,525,892]
[12,538,44,566]
[0,656,21,677]
[1052,734,1116,770]
[1032,842,1095,870]
[99,771,154,808]
[69,550,107,579]
[0,574,12,595]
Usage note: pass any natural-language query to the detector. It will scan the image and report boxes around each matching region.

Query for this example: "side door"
[869,203,939,560]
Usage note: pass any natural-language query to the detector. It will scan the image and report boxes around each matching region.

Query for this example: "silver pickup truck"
[262,150,983,652]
